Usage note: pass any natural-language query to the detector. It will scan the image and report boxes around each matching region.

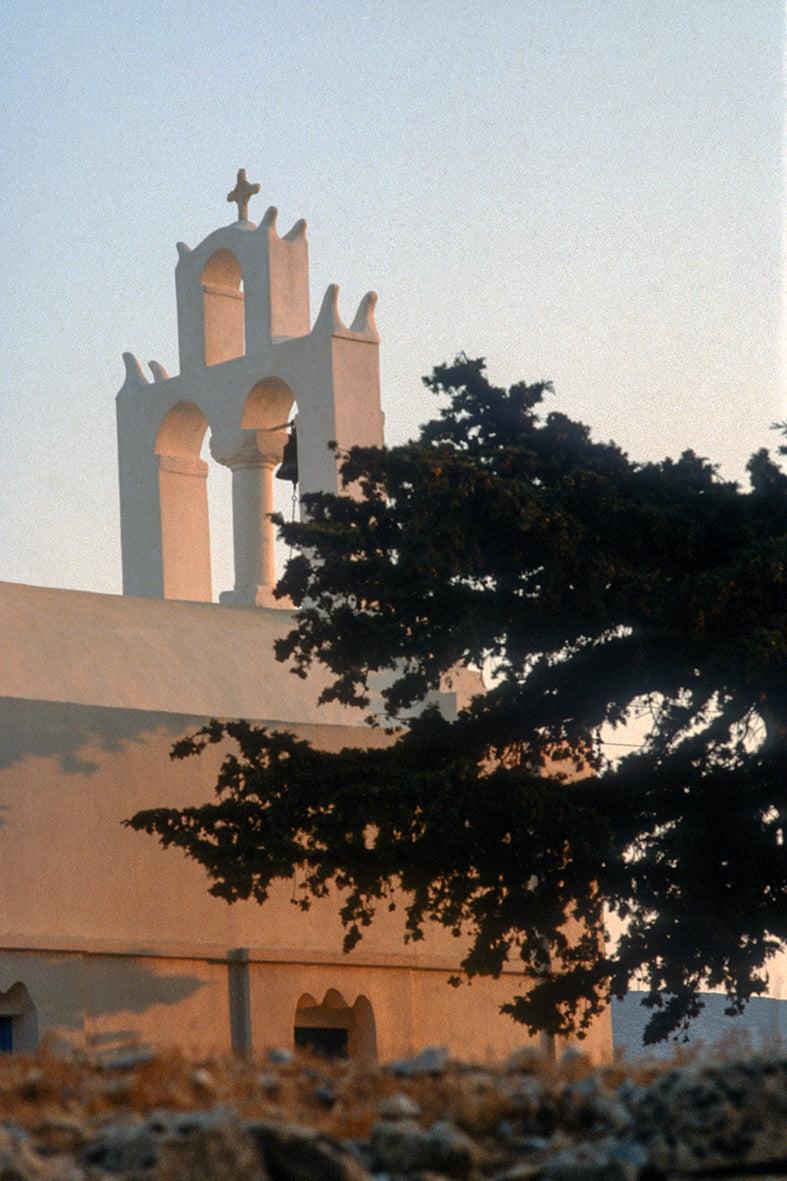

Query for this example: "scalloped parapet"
[312,284,345,337]
[148,361,170,382]
[283,217,307,243]
[119,352,149,392]
[350,292,379,341]
[312,286,379,342]
[258,206,307,245]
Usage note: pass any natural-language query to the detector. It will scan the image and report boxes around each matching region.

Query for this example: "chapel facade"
[0,174,612,1062]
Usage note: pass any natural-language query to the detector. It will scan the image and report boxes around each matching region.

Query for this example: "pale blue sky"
[0,0,782,597]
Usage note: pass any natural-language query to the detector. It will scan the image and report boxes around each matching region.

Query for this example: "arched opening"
[201,249,244,366]
[242,380,301,587]
[241,376,295,433]
[293,989,377,1061]
[0,983,38,1053]
[212,379,299,605]
[155,401,212,602]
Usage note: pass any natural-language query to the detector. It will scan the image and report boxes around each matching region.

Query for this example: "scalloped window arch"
[293,990,377,1060]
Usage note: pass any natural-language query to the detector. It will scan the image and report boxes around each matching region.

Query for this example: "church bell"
[276,426,298,485]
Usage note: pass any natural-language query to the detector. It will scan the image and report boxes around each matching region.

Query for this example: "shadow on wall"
[0,697,202,775]
[77,956,212,1056]
[0,955,238,1056]
[11,957,211,1056]
[82,956,207,1018]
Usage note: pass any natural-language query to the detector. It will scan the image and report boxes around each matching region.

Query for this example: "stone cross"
[227,169,260,222]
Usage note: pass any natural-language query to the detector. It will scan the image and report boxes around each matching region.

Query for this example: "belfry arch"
[211,378,294,605]
[155,401,211,602]
[201,248,244,366]
[116,171,384,605]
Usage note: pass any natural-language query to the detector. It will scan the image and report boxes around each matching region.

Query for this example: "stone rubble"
[0,1047,786,1179]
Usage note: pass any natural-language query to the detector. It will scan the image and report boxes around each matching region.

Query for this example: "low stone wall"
[1,1045,786,1179]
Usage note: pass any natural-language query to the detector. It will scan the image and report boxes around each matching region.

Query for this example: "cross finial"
[227,168,260,222]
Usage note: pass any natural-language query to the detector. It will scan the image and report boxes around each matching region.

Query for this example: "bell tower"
[116,171,384,606]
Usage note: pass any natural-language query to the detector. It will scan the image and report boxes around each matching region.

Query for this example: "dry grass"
[0,1033,780,1156]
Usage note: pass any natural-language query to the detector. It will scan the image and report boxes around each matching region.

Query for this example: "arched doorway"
[0,983,37,1053]
[293,989,377,1060]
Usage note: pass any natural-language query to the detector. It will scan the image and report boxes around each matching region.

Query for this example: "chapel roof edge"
[173,207,308,276]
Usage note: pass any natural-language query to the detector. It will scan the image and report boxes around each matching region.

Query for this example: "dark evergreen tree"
[129,358,787,1042]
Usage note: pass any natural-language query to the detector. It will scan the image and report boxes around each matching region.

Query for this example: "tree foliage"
[129,357,787,1043]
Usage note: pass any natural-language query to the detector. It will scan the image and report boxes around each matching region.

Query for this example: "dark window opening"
[294,1025,348,1059]
[0,1017,13,1053]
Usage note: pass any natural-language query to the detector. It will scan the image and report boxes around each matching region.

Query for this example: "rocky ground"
[0,1042,786,1179]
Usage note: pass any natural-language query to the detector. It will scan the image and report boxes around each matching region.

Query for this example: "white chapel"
[0,173,612,1062]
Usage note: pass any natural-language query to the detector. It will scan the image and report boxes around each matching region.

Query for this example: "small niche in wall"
[293,989,377,1061]
[0,983,37,1053]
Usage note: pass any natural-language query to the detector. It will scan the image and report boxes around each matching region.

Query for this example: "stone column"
[210,429,285,607]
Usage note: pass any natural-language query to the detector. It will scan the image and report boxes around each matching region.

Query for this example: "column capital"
[210,429,283,470]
